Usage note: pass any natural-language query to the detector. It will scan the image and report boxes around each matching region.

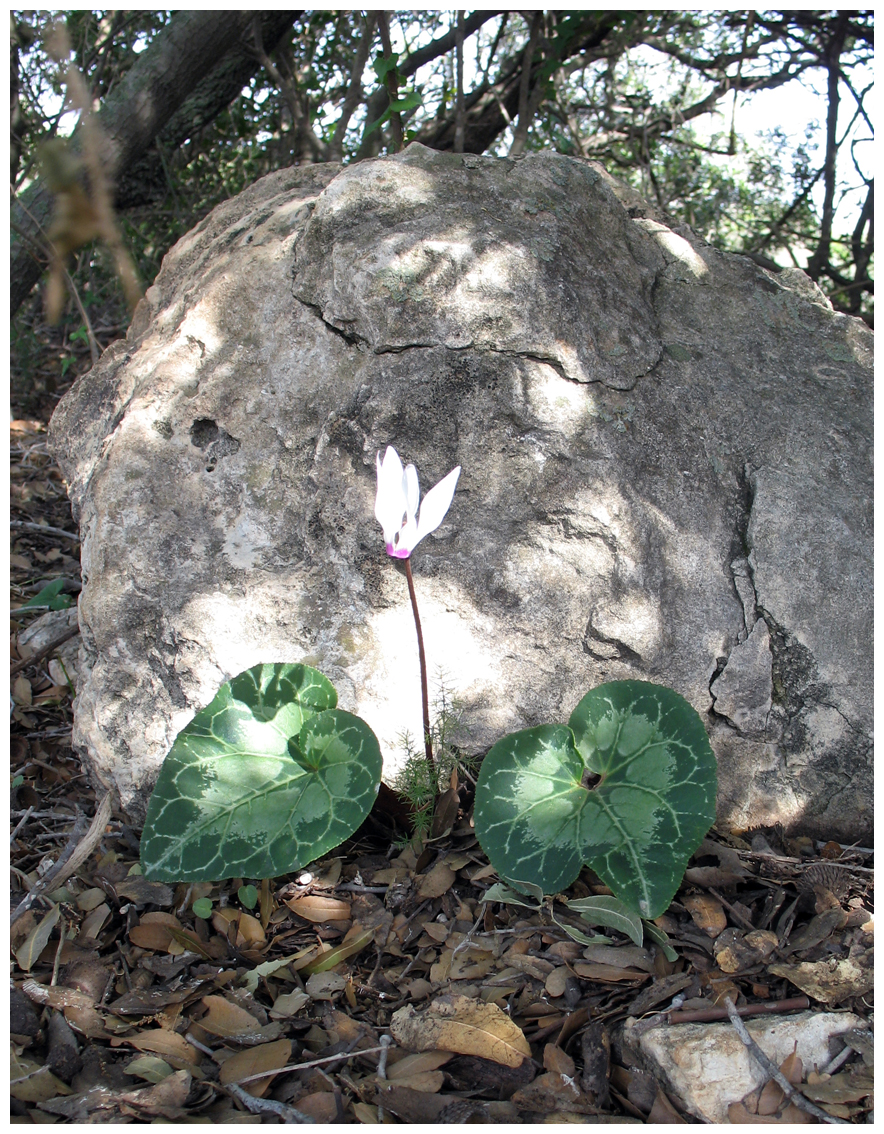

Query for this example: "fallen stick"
[723,997,849,1124]
[668,996,810,1024]
[11,791,113,926]
[224,1082,316,1124]
[11,623,80,676]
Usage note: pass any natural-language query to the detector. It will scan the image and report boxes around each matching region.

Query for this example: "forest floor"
[10,411,874,1124]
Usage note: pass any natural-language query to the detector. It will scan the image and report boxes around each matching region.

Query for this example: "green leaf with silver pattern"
[474,680,717,919]
[140,663,382,882]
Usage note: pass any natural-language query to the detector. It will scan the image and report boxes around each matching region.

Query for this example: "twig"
[376,1035,393,1122]
[11,521,80,541]
[10,806,35,844]
[452,907,486,956]
[232,1044,389,1086]
[376,1035,393,1079]
[11,623,80,676]
[668,996,809,1024]
[225,1081,316,1124]
[376,13,404,152]
[10,791,113,926]
[63,266,100,364]
[708,886,756,932]
[723,997,849,1124]
[184,1032,215,1058]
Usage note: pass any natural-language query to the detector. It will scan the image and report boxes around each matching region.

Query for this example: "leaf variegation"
[564,895,644,948]
[140,663,382,883]
[473,725,588,897]
[482,880,545,908]
[474,681,717,919]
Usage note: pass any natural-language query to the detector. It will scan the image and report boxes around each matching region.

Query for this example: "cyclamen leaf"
[564,895,644,948]
[140,663,382,883]
[474,681,717,919]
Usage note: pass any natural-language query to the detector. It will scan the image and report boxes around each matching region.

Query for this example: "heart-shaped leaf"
[474,681,717,918]
[140,663,382,882]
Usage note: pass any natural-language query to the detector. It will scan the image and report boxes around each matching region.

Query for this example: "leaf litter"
[10,418,875,1123]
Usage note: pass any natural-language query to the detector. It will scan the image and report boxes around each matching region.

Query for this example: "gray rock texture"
[50,144,873,837]
[625,1010,865,1123]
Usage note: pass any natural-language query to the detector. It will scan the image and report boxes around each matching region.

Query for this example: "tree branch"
[328,12,378,162]
[806,13,850,280]
[454,11,465,154]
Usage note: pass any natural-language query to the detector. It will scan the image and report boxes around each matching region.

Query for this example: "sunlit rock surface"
[51,144,872,834]
[625,1010,866,1122]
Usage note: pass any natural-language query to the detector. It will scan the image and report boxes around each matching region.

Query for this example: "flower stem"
[403,556,436,783]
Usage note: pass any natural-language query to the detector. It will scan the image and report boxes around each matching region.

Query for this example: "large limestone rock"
[50,145,873,838]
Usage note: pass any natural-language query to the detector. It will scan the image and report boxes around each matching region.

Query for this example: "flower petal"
[413,465,461,548]
[404,462,419,516]
[375,447,408,539]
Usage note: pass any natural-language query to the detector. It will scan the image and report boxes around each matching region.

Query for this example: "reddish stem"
[403,555,436,782]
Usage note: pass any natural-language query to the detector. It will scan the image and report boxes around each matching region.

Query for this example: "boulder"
[50,145,873,837]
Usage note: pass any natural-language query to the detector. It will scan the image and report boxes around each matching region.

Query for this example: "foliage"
[140,663,382,883]
[474,680,717,919]
[9,9,873,412]
[19,577,73,611]
[391,674,477,844]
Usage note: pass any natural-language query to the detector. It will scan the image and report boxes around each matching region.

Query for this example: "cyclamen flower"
[374,446,460,559]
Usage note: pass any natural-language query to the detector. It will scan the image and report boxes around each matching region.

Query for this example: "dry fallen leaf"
[118,1028,202,1069]
[383,1070,446,1093]
[416,861,457,899]
[11,1052,73,1103]
[391,993,532,1068]
[768,956,874,1005]
[387,1050,453,1079]
[15,904,61,971]
[544,966,570,998]
[218,1037,292,1097]
[286,893,352,923]
[682,892,728,937]
[295,1091,339,1121]
[198,994,270,1039]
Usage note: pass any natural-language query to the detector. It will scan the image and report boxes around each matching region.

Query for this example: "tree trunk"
[10,9,299,317]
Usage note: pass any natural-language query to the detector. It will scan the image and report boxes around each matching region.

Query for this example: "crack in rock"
[710,618,773,737]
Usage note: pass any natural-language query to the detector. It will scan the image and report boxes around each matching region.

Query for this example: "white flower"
[374,446,461,559]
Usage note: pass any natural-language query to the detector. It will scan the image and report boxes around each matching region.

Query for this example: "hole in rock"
[190,418,219,449]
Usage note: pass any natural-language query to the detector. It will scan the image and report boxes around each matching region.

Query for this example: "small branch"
[10,521,80,541]
[454,11,465,154]
[62,266,100,364]
[377,12,404,152]
[11,791,113,926]
[509,12,542,157]
[224,1082,316,1124]
[328,12,378,162]
[668,996,809,1024]
[403,556,435,781]
[232,1044,389,1086]
[723,997,849,1124]
[11,622,80,676]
